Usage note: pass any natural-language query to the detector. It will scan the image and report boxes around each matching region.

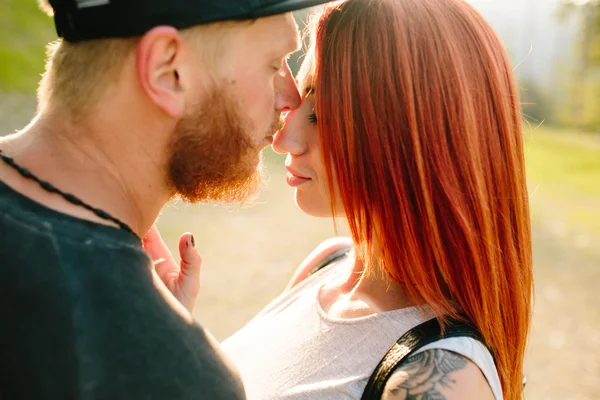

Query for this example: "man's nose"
[272,109,306,155]
[275,61,301,113]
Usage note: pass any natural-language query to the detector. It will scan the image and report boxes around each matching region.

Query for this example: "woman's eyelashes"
[308,113,318,124]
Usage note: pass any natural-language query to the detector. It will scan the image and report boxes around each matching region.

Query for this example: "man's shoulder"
[0,199,140,280]
[0,212,246,399]
[0,178,140,248]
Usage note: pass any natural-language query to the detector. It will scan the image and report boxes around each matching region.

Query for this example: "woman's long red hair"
[311,0,533,399]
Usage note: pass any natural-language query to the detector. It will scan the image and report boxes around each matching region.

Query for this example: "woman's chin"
[294,192,336,218]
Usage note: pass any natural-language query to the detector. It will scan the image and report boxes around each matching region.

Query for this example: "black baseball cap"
[48,0,334,42]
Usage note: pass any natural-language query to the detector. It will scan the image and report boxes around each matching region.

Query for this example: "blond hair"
[37,0,246,114]
[38,38,137,114]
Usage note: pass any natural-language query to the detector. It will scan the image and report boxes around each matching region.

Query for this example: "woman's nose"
[272,110,306,155]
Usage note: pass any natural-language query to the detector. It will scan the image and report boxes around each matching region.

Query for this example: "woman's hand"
[143,225,202,314]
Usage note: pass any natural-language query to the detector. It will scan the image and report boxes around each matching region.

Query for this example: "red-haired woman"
[149,0,533,398]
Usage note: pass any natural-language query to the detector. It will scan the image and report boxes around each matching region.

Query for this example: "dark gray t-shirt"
[0,181,245,400]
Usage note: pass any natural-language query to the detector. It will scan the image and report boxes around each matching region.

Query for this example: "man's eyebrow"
[288,32,302,54]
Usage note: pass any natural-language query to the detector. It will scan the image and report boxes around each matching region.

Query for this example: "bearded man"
[0,0,331,398]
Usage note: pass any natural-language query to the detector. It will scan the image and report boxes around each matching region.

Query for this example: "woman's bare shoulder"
[382,349,496,400]
[285,236,353,290]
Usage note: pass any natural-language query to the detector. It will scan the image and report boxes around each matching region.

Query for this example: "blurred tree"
[559,0,600,65]
[556,0,600,131]
[519,80,557,125]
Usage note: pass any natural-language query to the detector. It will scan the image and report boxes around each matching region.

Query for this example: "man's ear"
[136,26,187,118]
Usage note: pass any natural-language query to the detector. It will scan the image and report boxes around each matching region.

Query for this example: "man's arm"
[382,349,496,400]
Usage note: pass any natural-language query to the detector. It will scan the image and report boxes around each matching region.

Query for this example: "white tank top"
[222,258,503,400]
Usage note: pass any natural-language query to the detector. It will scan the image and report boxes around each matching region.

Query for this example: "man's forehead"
[274,14,301,54]
[289,29,302,54]
[253,13,301,53]
[287,17,302,53]
[297,51,315,91]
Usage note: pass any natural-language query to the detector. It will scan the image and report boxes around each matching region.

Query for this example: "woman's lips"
[285,166,311,187]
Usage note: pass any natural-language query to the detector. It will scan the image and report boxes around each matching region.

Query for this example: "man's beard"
[167,89,280,204]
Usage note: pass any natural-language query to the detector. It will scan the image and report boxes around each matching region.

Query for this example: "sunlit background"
[1,0,599,399]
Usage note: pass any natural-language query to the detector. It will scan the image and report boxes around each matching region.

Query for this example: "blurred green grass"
[0,0,54,92]
[525,127,600,239]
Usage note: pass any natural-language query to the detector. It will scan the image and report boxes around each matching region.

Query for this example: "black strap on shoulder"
[307,246,352,277]
[361,317,487,400]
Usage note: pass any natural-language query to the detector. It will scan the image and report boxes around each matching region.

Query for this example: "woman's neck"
[319,249,416,319]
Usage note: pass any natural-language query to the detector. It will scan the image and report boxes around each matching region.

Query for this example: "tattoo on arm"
[386,349,468,400]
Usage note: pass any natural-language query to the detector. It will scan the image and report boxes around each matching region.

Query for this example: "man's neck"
[0,110,172,238]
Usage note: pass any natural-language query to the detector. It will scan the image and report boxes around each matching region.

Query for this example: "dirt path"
[525,209,600,400]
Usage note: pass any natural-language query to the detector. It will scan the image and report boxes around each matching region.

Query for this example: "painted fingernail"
[191,235,196,248]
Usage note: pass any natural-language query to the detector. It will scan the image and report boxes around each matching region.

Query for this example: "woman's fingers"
[176,233,202,313]
[178,233,202,280]
[143,224,177,279]
[144,227,202,313]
